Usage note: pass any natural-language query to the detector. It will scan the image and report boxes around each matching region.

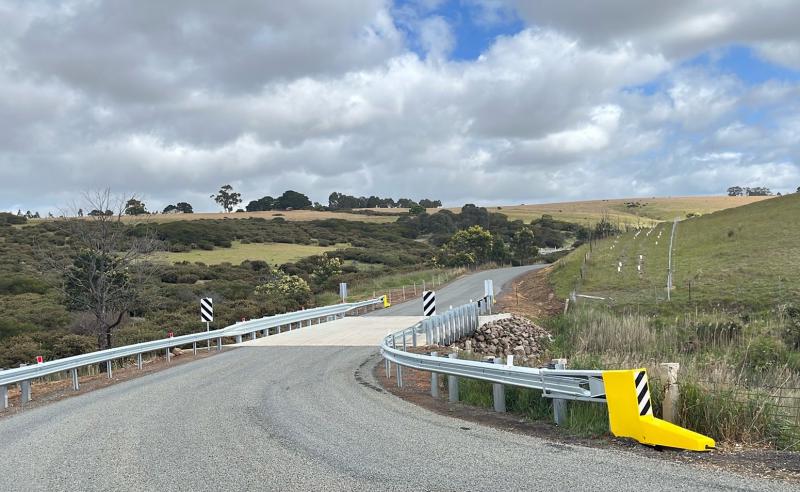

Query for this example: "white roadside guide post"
[201,297,213,351]
[421,293,438,397]
[339,282,347,303]
[483,279,494,314]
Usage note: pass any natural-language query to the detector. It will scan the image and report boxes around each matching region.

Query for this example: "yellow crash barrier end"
[602,369,715,452]
[383,295,391,308]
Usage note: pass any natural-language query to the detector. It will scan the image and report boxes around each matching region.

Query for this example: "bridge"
[0,266,783,490]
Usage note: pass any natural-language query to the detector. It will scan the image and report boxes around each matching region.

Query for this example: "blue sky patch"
[394,0,524,60]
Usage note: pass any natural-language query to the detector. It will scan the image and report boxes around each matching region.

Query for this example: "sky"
[1,0,800,214]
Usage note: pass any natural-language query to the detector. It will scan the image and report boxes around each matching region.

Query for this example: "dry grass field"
[27,195,771,227]
[473,195,773,227]
[357,195,773,227]
[152,241,347,265]
[111,209,398,224]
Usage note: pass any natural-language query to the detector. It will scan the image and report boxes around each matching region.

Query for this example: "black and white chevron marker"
[200,297,213,323]
[634,370,653,416]
[422,290,436,316]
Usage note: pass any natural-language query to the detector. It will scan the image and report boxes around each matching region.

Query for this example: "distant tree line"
[245,190,313,211]
[327,192,441,210]
[727,186,773,196]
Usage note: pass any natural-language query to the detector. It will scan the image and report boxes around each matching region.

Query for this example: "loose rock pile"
[452,315,551,363]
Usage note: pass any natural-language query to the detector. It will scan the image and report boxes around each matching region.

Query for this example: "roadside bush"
[678,381,799,448]
[254,272,312,309]
[0,275,49,295]
[743,336,787,372]
[50,334,97,359]
[0,336,40,368]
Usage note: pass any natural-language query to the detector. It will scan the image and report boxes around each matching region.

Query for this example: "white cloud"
[417,16,455,59]
[1,0,800,214]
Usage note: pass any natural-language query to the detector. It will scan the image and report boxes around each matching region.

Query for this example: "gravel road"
[0,266,790,491]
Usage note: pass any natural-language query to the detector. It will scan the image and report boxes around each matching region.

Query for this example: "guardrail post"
[426,320,433,346]
[166,347,171,363]
[217,338,222,351]
[385,358,390,378]
[396,363,403,388]
[235,335,243,344]
[492,357,506,413]
[21,380,31,403]
[193,342,197,356]
[1,385,7,408]
[251,331,257,341]
[412,326,417,347]
[137,353,143,369]
[106,360,113,379]
[430,351,439,398]
[552,358,567,425]
[448,353,459,402]
[71,368,80,391]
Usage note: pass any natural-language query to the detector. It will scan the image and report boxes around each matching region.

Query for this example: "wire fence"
[689,379,800,425]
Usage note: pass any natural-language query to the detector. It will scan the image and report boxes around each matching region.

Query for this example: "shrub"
[254,271,312,308]
[744,336,786,372]
[50,334,96,359]
[781,305,800,350]
[678,381,799,448]
[0,275,49,295]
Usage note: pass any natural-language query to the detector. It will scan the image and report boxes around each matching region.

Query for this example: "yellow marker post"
[382,295,391,308]
[602,369,715,451]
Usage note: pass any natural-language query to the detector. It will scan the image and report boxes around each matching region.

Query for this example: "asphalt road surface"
[373,264,544,316]
[0,266,788,491]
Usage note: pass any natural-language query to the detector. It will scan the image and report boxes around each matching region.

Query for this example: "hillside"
[357,195,772,227]
[105,209,399,224]
[23,194,766,227]
[476,195,773,228]
[544,193,800,448]
[552,193,799,311]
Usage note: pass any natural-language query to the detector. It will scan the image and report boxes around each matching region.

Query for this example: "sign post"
[201,297,213,350]
[422,290,436,316]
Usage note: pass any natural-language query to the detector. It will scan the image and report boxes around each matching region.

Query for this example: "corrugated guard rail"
[379,301,716,451]
[1,297,385,407]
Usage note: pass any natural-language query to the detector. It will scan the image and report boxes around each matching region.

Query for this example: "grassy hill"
[476,195,773,228]
[357,195,772,227]
[546,193,800,448]
[26,194,763,227]
[552,193,799,312]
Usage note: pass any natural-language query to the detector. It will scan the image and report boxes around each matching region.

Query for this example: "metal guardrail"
[379,301,722,451]
[0,297,385,400]
[379,301,606,403]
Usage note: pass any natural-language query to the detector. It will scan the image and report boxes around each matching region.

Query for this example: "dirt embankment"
[495,264,564,321]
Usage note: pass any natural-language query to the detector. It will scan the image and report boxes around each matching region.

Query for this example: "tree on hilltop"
[211,184,242,213]
[124,198,147,215]
[727,186,744,196]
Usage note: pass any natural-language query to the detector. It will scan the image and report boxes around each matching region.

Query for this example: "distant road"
[374,264,543,316]
[0,266,783,491]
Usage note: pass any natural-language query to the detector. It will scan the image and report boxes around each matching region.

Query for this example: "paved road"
[0,266,788,491]
[374,264,543,316]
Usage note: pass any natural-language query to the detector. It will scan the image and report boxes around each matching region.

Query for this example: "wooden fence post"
[660,363,680,423]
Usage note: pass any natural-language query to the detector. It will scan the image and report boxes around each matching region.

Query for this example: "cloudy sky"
[2,0,800,213]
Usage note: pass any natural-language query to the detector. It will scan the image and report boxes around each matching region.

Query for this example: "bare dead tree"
[41,190,162,349]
